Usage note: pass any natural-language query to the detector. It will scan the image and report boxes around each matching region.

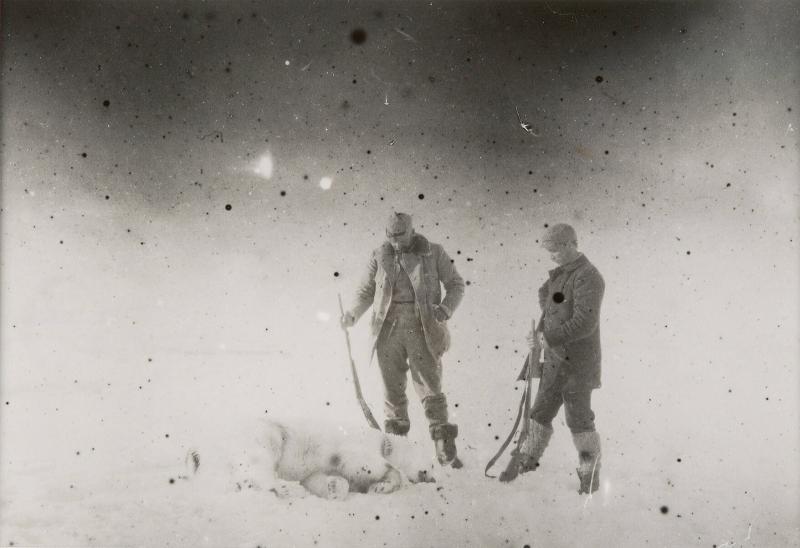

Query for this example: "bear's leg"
[301,472,350,500]
[269,481,309,499]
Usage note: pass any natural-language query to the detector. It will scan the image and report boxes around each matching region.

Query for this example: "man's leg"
[564,390,600,494]
[407,353,444,427]
[404,322,459,466]
[519,381,562,473]
[376,325,410,436]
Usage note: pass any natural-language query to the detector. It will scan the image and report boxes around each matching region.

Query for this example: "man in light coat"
[341,212,465,467]
[520,223,605,493]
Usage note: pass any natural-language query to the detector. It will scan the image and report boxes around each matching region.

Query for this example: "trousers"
[375,303,449,427]
[530,372,596,434]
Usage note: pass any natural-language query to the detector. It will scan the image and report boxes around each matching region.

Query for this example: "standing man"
[341,212,465,467]
[519,223,605,494]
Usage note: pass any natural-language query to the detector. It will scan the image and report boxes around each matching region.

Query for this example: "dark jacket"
[350,233,465,359]
[538,254,604,392]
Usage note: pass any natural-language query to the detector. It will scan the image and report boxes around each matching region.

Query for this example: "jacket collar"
[380,233,432,257]
[549,253,587,278]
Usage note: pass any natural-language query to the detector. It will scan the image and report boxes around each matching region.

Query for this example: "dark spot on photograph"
[350,28,367,44]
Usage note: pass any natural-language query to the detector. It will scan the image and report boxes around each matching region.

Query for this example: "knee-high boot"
[519,420,554,473]
[572,430,601,494]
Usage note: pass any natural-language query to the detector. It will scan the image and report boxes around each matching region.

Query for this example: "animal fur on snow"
[186,418,435,500]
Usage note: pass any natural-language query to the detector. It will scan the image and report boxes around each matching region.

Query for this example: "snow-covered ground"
[0,217,797,547]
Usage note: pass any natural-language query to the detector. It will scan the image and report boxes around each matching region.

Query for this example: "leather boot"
[519,420,553,473]
[572,430,601,494]
[384,419,410,436]
[430,423,460,467]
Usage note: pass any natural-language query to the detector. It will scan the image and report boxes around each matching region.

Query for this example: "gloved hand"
[433,305,450,322]
[526,330,544,351]
[340,311,356,328]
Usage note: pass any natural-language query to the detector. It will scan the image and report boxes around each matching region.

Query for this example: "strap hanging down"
[484,372,530,478]
[485,319,538,479]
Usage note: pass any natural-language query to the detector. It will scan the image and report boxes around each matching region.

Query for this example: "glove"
[526,330,544,351]
[433,305,450,322]
[340,311,356,328]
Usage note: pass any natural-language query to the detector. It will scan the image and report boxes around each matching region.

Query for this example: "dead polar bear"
[188,418,435,500]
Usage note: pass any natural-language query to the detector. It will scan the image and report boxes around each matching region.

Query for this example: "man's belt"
[391,301,415,304]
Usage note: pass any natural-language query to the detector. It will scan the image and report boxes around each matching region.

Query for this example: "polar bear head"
[380,433,436,484]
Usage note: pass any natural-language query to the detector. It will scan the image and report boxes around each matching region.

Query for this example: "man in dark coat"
[341,212,465,467]
[519,223,605,494]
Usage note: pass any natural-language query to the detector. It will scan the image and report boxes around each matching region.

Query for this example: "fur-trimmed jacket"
[349,233,465,359]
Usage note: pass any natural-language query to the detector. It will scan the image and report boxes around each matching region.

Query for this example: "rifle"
[485,318,540,481]
[337,294,381,431]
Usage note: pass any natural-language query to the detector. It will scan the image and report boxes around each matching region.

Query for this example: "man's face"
[543,240,578,266]
[387,228,414,252]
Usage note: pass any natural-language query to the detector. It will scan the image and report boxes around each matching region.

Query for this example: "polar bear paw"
[269,481,308,499]
[300,472,350,500]
[381,436,393,458]
[367,480,397,494]
[326,476,350,500]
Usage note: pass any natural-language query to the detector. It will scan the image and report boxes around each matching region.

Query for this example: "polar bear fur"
[189,418,435,501]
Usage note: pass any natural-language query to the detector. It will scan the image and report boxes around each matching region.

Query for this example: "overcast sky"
[2,0,797,403]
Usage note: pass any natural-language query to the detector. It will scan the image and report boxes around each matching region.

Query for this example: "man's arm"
[543,268,604,347]
[436,246,465,318]
[348,251,378,322]
[537,280,549,325]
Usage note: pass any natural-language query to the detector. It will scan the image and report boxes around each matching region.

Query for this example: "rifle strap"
[484,374,530,478]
